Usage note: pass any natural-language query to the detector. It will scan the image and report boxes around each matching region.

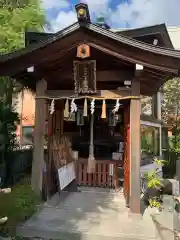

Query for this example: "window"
[22,126,34,144]
[141,125,159,158]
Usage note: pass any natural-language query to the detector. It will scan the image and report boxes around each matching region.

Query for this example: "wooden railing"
[76,159,120,188]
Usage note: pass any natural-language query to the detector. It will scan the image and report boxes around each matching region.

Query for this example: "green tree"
[0,0,48,100]
[0,0,47,185]
[0,100,19,184]
[0,0,48,97]
[0,0,47,53]
[162,78,180,150]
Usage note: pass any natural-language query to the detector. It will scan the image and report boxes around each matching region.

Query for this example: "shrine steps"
[16,189,174,240]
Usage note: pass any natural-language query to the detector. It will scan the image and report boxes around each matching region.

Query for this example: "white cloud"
[46,0,180,32]
[84,0,111,19]
[50,0,111,32]
[42,0,70,10]
[52,11,77,32]
[110,0,180,28]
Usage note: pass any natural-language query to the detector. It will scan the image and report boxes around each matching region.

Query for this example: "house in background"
[15,90,35,145]
[168,26,180,50]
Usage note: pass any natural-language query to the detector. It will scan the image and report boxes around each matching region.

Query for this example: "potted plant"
[143,158,167,213]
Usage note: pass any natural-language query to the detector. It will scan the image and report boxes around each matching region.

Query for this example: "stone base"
[63,179,78,192]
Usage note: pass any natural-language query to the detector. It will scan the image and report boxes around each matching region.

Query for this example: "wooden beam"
[1,29,179,77]
[40,48,133,73]
[130,79,141,214]
[45,89,132,99]
[139,76,164,94]
[144,68,168,78]
[0,31,85,76]
[45,70,134,84]
[83,32,179,73]
[31,79,47,197]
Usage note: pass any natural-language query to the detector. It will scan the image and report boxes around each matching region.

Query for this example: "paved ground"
[16,187,178,240]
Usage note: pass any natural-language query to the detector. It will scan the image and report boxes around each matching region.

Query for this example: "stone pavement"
[16,187,178,240]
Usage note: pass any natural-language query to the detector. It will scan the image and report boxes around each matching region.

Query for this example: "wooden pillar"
[123,104,130,206]
[130,79,141,214]
[31,79,47,197]
[152,92,162,157]
[157,91,162,157]
[152,94,158,119]
[47,109,54,197]
[152,91,162,120]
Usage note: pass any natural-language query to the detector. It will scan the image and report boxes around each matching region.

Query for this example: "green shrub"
[0,177,40,236]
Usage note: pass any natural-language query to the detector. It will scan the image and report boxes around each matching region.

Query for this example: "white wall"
[167,26,180,50]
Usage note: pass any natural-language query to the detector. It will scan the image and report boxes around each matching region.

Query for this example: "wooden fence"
[8,149,33,185]
[76,159,120,188]
[0,148,49,187]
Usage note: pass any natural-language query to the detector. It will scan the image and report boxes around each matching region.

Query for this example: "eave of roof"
[25,32,54,46]
[114,24,174,49]
[1,22,180,65]
[26,24,173,48]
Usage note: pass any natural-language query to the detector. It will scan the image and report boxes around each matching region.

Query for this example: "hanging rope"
[70,98,78,113]
[36,95,140,100]
[112,99,121,114]
[49,99,55,114]
[90,99,95,115]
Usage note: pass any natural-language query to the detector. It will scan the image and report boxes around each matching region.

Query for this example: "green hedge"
[0,177,40,237]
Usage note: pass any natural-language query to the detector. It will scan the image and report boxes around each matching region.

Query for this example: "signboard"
[58,162,76,190]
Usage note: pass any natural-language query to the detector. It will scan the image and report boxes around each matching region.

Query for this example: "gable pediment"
[1,22,180,77]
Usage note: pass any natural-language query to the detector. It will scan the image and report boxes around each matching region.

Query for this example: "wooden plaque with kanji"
[73,60,96,94]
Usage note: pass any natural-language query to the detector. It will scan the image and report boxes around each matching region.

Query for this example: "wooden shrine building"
[1,3,180,214]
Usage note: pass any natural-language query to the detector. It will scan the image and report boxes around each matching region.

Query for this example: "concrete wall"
[167,26,180,50]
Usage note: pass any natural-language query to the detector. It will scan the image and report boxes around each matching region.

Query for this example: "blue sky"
[42,0,180,32]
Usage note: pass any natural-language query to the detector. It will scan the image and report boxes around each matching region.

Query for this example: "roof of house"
[0,4,180,94]
[115,24,174,49]
[1,22,180,68]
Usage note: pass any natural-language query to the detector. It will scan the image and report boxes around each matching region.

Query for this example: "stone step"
[17,225,160,240]
[16,191,176,240]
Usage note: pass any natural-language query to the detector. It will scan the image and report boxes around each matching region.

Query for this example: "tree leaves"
[0,0,47,104]
[162,78,180,124]
[162,78,180,150]
[0,0,46,163]
[0,0,47,53]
